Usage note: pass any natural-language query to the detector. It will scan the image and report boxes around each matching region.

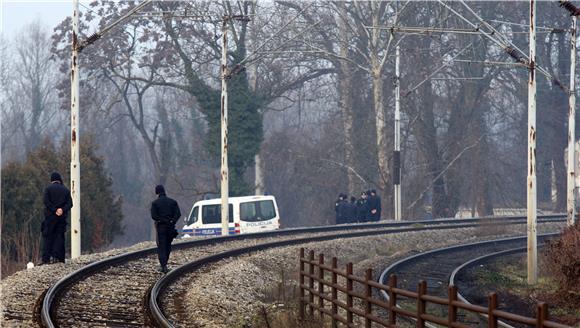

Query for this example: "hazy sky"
[0,0,83,37]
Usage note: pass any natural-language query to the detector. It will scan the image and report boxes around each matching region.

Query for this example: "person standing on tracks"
[41,172,73,265]
[151,184,181,273]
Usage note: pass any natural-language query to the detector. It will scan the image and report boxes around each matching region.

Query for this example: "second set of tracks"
[39,215,565,327]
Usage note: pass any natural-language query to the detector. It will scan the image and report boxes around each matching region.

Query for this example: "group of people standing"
[335,189,382,224]
[40,172,181,274]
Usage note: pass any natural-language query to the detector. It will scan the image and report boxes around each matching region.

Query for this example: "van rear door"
[238,199,279,233]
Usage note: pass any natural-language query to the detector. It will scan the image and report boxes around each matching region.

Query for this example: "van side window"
[202,204,234,224]
[186,206,199,225]
[240,200,276,222]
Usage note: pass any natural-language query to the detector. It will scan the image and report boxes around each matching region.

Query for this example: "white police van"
[182,195,280,236]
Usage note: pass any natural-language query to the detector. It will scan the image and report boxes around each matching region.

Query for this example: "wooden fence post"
[365,268,373,328]
[417,280,427,328]
[388,274,397,326]
[346,262,354,325]
[309,250,315,316]
[299,248,305,320]
[299,252,563,328]
[488,293,498,328]
[448,285,458,327]
[318,254,325,319]
[331,257,338,328]
[537,302,548,328]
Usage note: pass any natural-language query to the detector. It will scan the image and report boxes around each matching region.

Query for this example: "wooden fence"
[298,248,571,328]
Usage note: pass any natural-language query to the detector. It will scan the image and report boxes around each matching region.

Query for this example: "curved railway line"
[37,215,564,328]
[377,233,560,327]
[147,217,563,328]
[378,233,557,293]
[449,246,551,328]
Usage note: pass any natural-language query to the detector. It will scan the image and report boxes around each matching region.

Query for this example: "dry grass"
[240,268,328,328]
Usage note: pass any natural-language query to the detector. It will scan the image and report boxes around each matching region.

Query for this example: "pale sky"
[0,0,86,37]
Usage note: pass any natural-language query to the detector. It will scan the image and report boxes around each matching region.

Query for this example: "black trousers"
[42,216,66,263]
[156,224,175,267]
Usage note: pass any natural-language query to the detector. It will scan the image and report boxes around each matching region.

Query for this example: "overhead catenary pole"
[69,0,153,255]
[394,46,402,221]
[567,13,577,227]
[220,17,230,236]
[70,0,81,259]
[527,0,538,285]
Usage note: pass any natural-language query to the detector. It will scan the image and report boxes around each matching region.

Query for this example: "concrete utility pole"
[220,17,230,237]
[527,0,538,285]
[394,46,402,221]
[559,0,580,228]
[219,15,250,236]
[568,13,577,227]
[71,0,81,259]
[70,0,153,258]
[254,154,264,195]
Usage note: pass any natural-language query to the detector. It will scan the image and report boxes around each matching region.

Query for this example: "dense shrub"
[1,138,123,276]
[542,222,580,293]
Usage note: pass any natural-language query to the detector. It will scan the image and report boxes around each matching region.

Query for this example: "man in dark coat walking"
[41,172,73,264]
[151,185,181,273]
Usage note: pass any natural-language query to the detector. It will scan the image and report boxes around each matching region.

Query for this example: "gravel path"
[163,223,564,328]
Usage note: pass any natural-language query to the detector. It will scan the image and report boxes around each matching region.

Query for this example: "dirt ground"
[457,254,580,327]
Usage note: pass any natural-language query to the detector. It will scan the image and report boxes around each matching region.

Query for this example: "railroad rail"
[39,215,564,327]
[450,246,544,328]
[299,247,571,328]
[378,233,559,327]
[148,216,564,327]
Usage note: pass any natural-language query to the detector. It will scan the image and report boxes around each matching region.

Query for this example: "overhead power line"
[436,0,568,94]
[559,0,580,16]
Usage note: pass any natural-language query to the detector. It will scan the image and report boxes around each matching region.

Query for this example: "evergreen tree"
[1,138,123,275]
[202,68,263,196]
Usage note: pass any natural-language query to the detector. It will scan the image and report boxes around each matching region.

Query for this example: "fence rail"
[298,248,571,328]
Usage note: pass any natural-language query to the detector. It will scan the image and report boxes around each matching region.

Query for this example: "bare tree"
[1,20,62,161]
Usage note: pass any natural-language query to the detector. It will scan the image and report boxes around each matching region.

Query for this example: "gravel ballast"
[0,222,564,327]
[166,223,564,327]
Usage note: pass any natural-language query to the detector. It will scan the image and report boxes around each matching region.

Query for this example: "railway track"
[148,217,564,327]
[449,246,548,328]
[377,232,559,327]
[39,216,564,328]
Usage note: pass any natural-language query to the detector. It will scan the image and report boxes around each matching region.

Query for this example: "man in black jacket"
[356,191,369,223]
[345,196,357,224]
[151,185,181,273]
[367,189,382,222]
[42,172,73,264]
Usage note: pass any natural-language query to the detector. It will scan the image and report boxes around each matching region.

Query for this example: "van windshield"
[185,206,199,225]
[240,200,276,222]
[202,204,234,224]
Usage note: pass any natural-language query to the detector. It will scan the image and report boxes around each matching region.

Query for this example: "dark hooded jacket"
[151,193,181,227]
[356,197,369,222]
[367,194,381,221]
[43,173,73,218]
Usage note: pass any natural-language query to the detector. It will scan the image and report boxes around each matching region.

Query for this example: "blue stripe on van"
[191,228,238,236]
